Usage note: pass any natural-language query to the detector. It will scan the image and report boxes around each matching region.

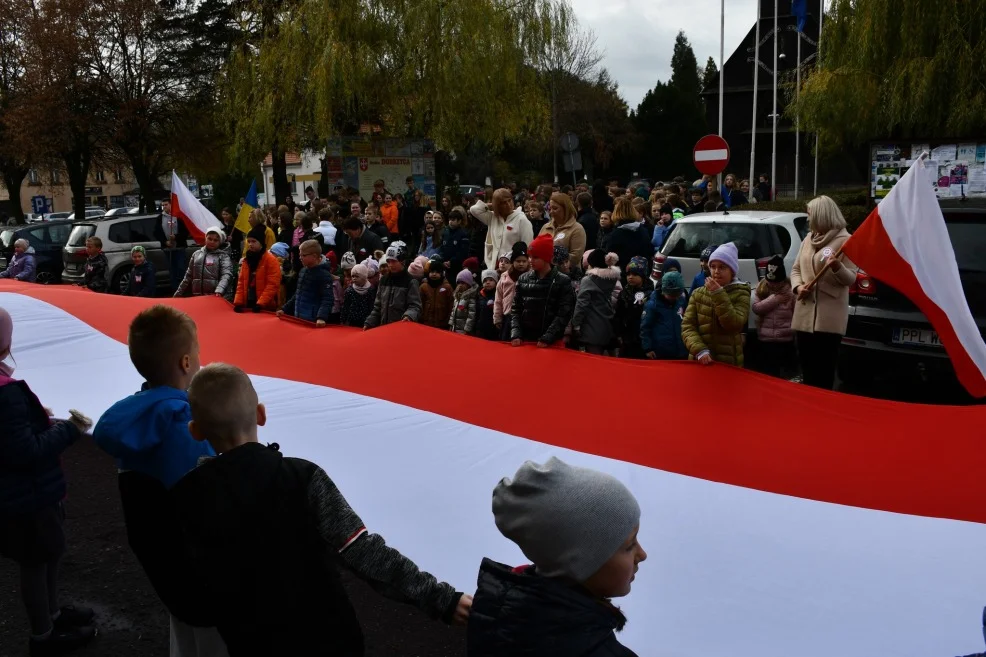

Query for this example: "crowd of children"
[0,303,648,656]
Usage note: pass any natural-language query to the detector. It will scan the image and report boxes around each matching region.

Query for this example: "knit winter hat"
[709,242,739,276]
[324,250,338,270]
[131,245,146,257]
[270,242,290,258]
[511,241,529,262]
[247,225,268,246]
[498,254,512,265]
[362,258,380,276]
[456,270,475,286]
[661,271,685,295]
[552,244,570,266]
[385,240,407,262]
[351,263,369,284]
[626,256,649,278]
[586,249,608,270]
[662,257,682,274]
[528,234,554,263]
[463,256,480,272]
[581,249,594,270]
[205,226,226,243]
[765,254,787,282]
[700,244,719,263]
[340,251,357,270]
[493,457,641,582]
[482,269,498,282]
[408,256,427,278]
[426,257,445,274]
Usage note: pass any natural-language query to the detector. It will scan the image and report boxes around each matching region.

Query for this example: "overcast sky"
[568,0,759,110]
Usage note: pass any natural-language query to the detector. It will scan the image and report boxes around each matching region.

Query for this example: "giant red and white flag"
[1,283,985,656]
[842,156,986,397]
[170,171,223,244]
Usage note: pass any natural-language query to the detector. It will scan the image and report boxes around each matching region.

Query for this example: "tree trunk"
[271,142,290,206]
[1,165,29,224]
[63,148,91,220]
[317,157,329,199]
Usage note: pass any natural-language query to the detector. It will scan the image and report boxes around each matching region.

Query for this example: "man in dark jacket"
[336,216,384,263]
[510,234,574,346]
[576,192,600,251]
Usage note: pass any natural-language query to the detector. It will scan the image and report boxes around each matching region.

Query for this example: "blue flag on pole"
[792,0,808,32]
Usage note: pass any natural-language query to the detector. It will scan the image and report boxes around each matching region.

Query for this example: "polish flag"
[1,283,985,656]
[842,156,986,397]
[170,171,223,244]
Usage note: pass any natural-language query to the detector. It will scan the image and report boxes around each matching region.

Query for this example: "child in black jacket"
[171,363,472,656]
[475,270,499,340]
[82,236,109,292]
[124,246,157,297]
[613,256,654,359]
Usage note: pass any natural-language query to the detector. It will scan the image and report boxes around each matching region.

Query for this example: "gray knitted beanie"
[492,457,641,582]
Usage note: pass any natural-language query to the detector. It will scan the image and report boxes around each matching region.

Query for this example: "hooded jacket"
[449,284,479,334]
[176,246,234,297]
[572,266,621,347]
[681,280,752,365]
[752,280,795,342]
[419,279,455,329]
[640,292,689,359]
[365,270,422,328]
[0,375,81,515]
[0,246,36,282]
[613,279,654,351]
[475,287,498,340]
[510,268,575,344]
[468,559,637,657]
[606,222,653,275]
[380,201,399,234]
[283,257,335,323]
[234,250,282,309]
[440,226,470,265]
[494,270,520,326]
[125,260,157,297]
[84,252,109,292]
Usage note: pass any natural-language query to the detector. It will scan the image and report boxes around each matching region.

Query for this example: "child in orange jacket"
[234,226,283,312]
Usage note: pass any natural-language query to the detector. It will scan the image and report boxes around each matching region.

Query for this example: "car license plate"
[892,327,941,347]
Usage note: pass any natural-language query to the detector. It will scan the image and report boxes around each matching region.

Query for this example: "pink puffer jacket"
[752,281,795,343]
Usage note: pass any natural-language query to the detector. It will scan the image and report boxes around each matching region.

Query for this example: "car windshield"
[661,222,773,260]
[67,224,96,247]
[944,216,986,273]
[0,230,15,248]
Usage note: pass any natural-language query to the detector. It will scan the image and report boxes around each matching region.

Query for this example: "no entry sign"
[693,134,730,176]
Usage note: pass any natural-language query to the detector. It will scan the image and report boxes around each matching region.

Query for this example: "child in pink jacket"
[494,242,529,341]
[752,254,796,378]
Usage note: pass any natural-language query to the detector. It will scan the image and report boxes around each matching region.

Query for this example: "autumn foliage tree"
[0,0,31,222]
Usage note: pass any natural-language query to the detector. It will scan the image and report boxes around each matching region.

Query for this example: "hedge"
[750,189,873,232]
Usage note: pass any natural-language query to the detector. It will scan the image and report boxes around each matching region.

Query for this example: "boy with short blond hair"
[171,363,471,656]
[93,306,223,653]
[81,236,109,292]
[278,239,335,326]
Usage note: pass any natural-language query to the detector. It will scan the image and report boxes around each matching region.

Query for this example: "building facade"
[0,166,138,214]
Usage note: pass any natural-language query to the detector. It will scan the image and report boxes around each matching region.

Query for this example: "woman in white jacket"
[470,188,533,269]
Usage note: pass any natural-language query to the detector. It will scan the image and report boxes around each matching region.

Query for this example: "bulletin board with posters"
[870,141,986,201]
[327,137,437,201]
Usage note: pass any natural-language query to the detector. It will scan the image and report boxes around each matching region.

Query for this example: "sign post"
[693,135,731,178]
[31,195,46,217]
[559,132,580,187]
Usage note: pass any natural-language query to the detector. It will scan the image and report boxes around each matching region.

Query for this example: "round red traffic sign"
[693,134,730,176]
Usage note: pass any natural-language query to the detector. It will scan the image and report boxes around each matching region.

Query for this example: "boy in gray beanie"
[468,457,646,657]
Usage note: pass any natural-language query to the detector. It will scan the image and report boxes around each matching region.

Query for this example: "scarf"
[245,247,265,272]
[426,277,444,288]
[351,280,372,296]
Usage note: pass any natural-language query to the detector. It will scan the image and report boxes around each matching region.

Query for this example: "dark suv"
[837,206,986,388]
[0,220,76,284]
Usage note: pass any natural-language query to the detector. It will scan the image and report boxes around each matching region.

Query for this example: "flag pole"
[771,0,778,200]
[813,0,824,197]
[748,0,761,193]
[718,0,725,190]
[795,23,801,199]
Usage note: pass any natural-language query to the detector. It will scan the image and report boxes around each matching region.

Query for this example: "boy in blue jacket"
[124,246,157,297]
[440,207,470,282]
[278,239,335,327]
[93,305,223,654]
[640,271,689,360]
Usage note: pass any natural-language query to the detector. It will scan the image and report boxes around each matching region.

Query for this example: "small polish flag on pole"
[805,154,986,397]
[170,171,223,244]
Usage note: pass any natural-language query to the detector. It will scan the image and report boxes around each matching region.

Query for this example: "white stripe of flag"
[695,148,729,162]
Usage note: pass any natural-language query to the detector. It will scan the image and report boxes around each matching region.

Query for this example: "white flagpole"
[748,0,761,192]
[813,0,824,197]
[795,24,801,199]
[771,0,778,200]
[718,0,725,189]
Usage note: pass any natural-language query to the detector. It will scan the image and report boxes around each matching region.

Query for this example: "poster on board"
[872,141,986,200]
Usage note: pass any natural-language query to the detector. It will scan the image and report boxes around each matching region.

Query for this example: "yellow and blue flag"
[235,180,258,235]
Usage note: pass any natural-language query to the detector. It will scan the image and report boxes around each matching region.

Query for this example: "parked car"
[454,184,484,198]
[103,207,138,217]
[837,206,986,389]
[67,208,106,221]
[658,210,808,329]
[0,220,76,284]
[62,214,199,294]
[43,212,73,222]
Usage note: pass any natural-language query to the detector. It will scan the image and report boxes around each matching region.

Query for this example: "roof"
[677,210,806,222]
[262,152,303,166]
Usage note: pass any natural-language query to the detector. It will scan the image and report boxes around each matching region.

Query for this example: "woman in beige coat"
[538,192,586,271]
[790,195,858,389]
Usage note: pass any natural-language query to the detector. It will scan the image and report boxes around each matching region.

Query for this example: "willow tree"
[220,0,564,195]
[792,0,986,154]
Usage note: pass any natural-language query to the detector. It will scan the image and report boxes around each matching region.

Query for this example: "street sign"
[693,134,730,176]
[559,132,579,153]
[31,196,46,214]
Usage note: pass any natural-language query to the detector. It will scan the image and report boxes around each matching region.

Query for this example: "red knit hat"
[528,234,555,263]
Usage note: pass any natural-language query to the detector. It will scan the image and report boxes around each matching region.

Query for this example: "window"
[47,223,72,244]
[51,170,60,184]
[114,169,125,183]
[1,230,15,248]
[25,227,46,247]
[661,222,774,260]
[95,171,106,183]
[793,215,809,241]
[28,169,39,184]
[943,214,986,273]
[108,217,157,244]
[772,225,792,256]
[67,224,96,247]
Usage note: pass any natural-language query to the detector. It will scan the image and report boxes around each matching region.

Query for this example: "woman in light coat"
[790,195,857,389]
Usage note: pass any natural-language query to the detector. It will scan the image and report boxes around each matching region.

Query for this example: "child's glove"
[251,304,263,313]
[233,305,245,313]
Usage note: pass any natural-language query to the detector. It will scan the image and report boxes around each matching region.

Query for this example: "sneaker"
[29,625,96,656]
[53,605,95,631]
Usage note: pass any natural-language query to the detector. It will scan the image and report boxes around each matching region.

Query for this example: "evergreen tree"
[702,56,719,92]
